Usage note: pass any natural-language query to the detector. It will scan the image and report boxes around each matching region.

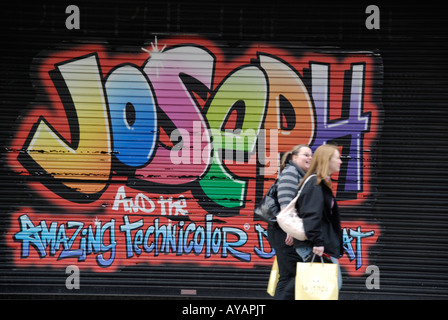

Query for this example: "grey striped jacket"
[277,161,306,209]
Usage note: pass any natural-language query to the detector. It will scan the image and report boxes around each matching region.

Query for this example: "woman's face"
[292,147,313,172]
[328,149,342,175]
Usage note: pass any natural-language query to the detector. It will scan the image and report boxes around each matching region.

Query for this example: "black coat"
[294,175,344,258]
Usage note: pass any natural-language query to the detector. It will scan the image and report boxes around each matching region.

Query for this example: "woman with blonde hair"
[267,144,312,300]
[294,144,344,290]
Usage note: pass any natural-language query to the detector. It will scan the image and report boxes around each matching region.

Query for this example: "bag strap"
[297,174,316,197]
[280,174,316,212]
[286,174,315,212]
[310,254,325,263]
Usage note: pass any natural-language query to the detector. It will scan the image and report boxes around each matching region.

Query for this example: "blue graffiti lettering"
[105,65,158,167]
[343,226,375,269]
[253,224,275,259]
[14,215,46,258]
[13,215,116,267]
[119,214,251,262]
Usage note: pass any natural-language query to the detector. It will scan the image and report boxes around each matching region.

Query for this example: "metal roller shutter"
[1,1,447,300]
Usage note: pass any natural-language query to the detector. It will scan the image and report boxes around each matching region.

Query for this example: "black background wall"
[1,1,447,300]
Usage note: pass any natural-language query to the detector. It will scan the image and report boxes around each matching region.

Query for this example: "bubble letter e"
[65,265,80,289]
[66,5,80,30]
[200,65,268,207]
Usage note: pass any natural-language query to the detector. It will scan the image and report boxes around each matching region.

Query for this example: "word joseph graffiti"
[8,37,381,276]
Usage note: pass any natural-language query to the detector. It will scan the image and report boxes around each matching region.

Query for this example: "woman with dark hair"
[267,144,312,300]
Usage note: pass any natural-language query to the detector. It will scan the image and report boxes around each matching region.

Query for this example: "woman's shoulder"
[303,174,318,185]
[297,175,324,205]
[279,163,299,179]
[282,162,298,173]
[301,175,322,193]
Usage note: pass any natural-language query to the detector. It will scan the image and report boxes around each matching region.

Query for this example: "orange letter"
[259,54,314,176]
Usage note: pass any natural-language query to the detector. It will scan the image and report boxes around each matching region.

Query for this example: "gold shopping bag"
[267,256,279,296]
[295,257,339,300]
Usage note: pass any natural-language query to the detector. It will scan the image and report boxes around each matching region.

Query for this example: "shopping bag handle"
[310,254,324,263]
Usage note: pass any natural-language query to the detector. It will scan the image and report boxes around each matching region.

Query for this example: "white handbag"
[276,174,315,241]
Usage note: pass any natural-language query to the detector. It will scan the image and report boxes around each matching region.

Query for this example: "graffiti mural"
[7,37,381,276]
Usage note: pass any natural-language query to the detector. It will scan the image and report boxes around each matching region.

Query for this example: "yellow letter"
[26,54,111,194]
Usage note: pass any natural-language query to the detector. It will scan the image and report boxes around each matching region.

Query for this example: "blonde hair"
[299,144,339,188]
[279,144,309,172]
